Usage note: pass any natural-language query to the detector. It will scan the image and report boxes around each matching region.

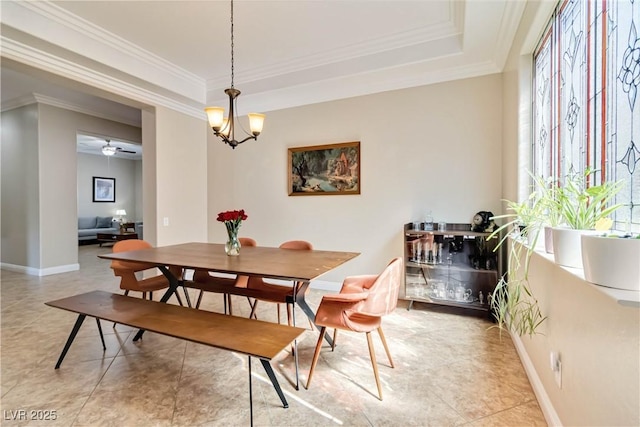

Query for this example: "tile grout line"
[69,327,132,427]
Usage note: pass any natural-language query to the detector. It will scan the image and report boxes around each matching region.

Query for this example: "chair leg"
[174,291,184,306]
[182,287,192,307]
[276,304,282,324]
[377,326,394,368]
[228,294,234,315]
[366,331,383,401]
[306,327,326,390]
[195,290,204,309]
[149,291,153,301]
[286,304,292,326]
[249,299,259,320]
[331,329,338,351]
[286,303,295,354]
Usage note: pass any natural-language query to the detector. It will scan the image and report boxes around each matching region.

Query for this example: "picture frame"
[288,141,360,196]
[93,177,116,203]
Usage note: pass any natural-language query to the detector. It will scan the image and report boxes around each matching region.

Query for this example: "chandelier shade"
[205,0,265,149]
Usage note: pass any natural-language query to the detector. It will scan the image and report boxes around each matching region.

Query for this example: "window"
[532,0,639,232]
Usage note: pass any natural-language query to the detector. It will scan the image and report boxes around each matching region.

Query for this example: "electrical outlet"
[163,217,169,226]
[550,351,562,389]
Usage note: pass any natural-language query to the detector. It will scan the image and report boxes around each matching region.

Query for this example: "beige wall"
[1,104,40,269]
[1,103,142,272]
[208,74,504,284]
[520,253,640,426]
[153,106,207,246]
[77,153,140,219]
[501,1,640,425]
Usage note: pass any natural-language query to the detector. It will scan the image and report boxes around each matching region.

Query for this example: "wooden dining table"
[99,242,360,388]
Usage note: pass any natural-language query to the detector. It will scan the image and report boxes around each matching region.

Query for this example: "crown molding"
[36,93,142,127]
[493,0,528,70]
[209,2,464,89]
[2,0,205,103]
[235,59,500,115]
[0,94,37,112]
[209,20,462,88]
[0,93,140,127]
[2,36,205,121]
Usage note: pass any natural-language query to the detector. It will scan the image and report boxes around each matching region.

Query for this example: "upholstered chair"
[305,257,403,400]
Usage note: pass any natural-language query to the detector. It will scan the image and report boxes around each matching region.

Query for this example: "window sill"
[533,248,640,308]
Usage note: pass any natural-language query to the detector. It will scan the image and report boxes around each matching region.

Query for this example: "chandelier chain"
[230,0,234,89]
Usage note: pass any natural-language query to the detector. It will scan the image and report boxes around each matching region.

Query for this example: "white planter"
[526,224,545,250]
[552,227,598,269]
[581,235,640,291]
[544,226,554,254]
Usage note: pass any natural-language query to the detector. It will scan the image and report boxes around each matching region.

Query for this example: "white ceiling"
[1,0,526,126]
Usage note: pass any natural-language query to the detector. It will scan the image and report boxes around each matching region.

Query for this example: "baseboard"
[510,331,563,426]
[1,262,79,276]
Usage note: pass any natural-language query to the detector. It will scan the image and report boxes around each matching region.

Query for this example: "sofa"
[78,216,119,242]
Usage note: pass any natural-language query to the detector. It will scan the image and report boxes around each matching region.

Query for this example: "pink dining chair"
[305,257,403,400]
[110,239,184,303]
[188,237,257,312]
[245,240,313,326]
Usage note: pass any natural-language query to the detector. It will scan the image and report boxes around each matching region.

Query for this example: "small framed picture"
[288,141,361,196]
[93,177,116,203]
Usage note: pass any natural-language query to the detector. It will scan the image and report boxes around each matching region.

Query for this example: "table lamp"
[115,209,127,223]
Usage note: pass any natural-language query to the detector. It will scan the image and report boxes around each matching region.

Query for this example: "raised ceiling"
[1,0,526,125]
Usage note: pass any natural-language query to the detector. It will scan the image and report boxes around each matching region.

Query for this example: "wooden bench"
[45,291,305,424]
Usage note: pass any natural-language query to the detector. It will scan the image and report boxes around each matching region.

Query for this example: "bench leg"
[96,318,106,350]
[55,314,86,369]
[259,358,289,409]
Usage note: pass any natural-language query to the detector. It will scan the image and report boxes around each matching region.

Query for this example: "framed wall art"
[288,141,360,196]
[93,177,116,202]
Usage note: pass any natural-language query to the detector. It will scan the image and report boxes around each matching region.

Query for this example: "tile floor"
[1,245,547,426]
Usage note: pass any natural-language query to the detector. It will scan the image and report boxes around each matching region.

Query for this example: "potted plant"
[487,168,624,336]
[550,168,623,268]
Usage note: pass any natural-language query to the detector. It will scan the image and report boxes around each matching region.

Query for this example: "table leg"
[158,265,182,303]
[96,318,106,350]
[55,314,86,369]
[259,358,289,408]
[292,281,334,348]
[134,265,183,341]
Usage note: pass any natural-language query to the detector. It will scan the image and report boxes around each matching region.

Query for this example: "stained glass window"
[533,0,640,232]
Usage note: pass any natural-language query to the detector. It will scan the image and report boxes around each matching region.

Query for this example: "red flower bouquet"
[217,210,247,255]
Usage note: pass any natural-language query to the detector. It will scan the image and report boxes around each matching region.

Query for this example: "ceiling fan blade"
[119,149,136,154]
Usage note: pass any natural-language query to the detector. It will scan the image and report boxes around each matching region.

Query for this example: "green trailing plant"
[487,177,546,336]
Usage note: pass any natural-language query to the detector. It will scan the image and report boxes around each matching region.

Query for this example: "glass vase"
[225,230,241,256]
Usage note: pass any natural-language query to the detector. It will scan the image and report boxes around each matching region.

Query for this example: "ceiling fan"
[102,139,136,156]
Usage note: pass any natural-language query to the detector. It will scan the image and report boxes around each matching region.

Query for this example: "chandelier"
[205,0,265,149]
